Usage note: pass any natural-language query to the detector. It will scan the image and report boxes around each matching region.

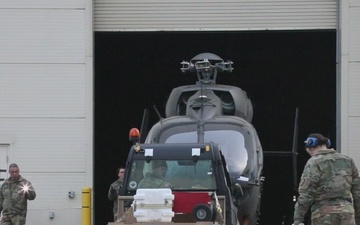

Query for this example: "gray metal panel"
[0,0,93,224]
[1,0,84,8]
[94,0,337,31]
[0,64,86,117]
[349,117,360,163]
[0,9,85,63]
[348,0,360,117]
[0,119,86,171]
[349,63,360,116]
[26,173,85,207]
[349,7,360,61]
[339,0,360,162]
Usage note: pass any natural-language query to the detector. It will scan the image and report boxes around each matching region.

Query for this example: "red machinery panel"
[172,192,211,213]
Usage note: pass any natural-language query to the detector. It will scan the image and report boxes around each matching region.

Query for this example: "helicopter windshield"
[164,129,248,177]
[127,160,217,191]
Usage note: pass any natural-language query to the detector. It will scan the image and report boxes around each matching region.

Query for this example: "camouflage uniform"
[294,148,360,225]
[0,175,36,225]
[137,172,172,188]
[108,179,123,221]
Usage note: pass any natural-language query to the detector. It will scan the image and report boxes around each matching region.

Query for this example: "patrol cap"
[152,160,168,169]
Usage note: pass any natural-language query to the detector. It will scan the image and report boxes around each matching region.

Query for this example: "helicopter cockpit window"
[165,130,248,176]
[127,160,217,191]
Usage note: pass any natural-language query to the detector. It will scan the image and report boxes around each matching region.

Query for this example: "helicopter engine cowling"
[166,85,253,123]
[186,89,222,120]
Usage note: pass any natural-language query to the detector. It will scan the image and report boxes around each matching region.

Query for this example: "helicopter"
[128,52,268,225]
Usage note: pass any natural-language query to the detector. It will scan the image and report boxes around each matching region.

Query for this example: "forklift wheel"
[192,204,213,221]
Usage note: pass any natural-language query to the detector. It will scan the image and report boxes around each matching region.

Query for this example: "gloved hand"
[110,186,115,194]
[292,223,304,225]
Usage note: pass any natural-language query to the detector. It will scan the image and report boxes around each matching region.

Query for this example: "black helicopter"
[130,53,267,225]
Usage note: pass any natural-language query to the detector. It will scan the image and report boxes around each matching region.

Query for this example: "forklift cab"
[118,143,238,225]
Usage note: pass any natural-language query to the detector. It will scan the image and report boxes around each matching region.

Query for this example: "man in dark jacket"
[108,167,125,221]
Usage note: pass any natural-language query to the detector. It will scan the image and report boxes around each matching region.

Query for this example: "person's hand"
[110,186,115,194]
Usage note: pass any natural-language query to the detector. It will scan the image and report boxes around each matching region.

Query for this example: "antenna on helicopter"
[153,105,163,123]
[292,107,299,196]
[139,108,149,143]
[180,53,233,84]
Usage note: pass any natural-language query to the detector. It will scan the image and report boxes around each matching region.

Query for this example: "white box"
[133,188,174,222]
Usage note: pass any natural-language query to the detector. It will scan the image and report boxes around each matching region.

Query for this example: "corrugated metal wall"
[94,0,337,31]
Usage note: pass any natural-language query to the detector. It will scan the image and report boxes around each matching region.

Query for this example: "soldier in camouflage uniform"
[0,163,36,225]
[108,167,125,222]
[293,133,360,225]
[137,160,172,188]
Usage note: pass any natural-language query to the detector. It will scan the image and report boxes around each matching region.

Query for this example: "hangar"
[0,1,359,225]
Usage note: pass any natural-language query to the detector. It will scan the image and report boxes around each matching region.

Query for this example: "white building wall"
[0,0,93,224]
[340,0,360,166]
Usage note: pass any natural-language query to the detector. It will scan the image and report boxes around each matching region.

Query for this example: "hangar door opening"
[94,31,336,225]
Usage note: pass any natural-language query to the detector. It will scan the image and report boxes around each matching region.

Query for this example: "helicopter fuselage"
[144,81,264,225]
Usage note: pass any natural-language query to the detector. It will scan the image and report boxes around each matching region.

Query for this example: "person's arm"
[0,184,4,213]
[293,161,319,224]
[25,181,36,200]
[108,183,116,201]
[350,159,360,225]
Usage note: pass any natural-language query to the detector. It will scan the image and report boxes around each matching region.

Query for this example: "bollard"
[82,187,91,225]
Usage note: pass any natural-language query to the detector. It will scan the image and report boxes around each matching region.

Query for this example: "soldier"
[108,167,125,222]
[138,160,172,188]
[293,133,360,225]
[0,163,36,225]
